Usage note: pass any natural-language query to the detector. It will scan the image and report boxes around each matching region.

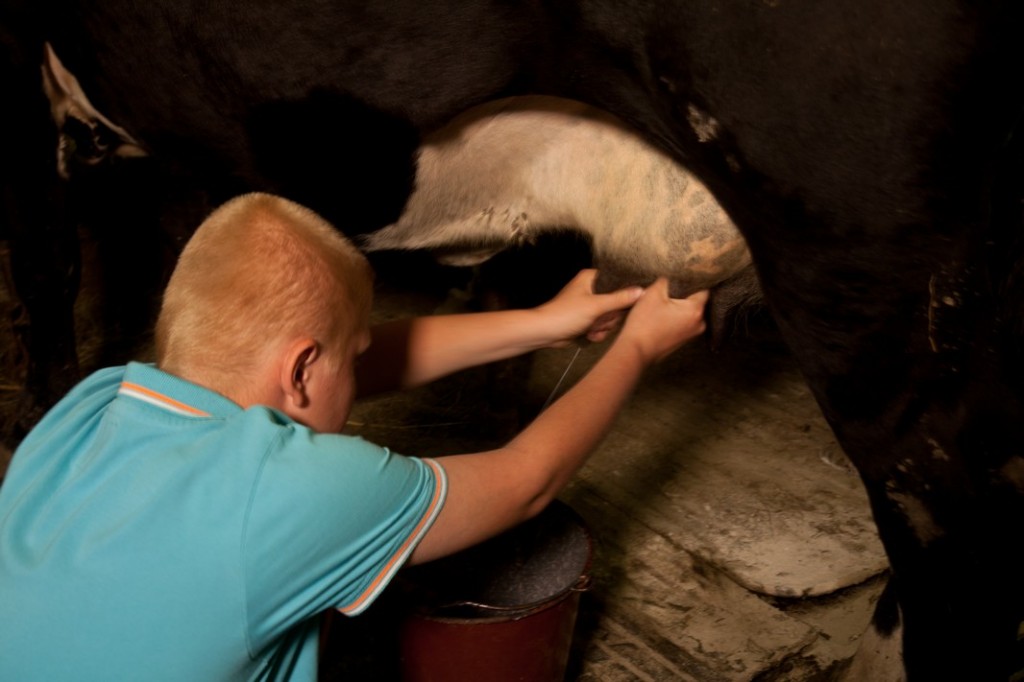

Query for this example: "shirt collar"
[118,362,243,419]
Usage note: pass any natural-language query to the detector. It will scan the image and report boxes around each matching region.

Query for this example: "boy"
[0,193,708,680]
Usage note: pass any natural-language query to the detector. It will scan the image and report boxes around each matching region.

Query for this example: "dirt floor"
[0,237,890,681]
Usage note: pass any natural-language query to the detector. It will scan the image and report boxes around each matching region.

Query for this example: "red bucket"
[397,500,593,682]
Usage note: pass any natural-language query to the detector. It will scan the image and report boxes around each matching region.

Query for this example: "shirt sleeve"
[241,420,446,650]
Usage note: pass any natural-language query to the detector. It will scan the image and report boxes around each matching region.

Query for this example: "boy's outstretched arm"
[409,279,709,564]
[355,269,643,397]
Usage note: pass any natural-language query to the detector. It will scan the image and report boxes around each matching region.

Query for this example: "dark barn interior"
[5,4,1021,676]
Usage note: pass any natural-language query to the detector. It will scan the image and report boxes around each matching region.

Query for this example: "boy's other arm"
[354,270,642,397]
[409,280,708,565]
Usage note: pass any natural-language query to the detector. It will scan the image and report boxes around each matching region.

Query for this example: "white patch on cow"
[361,95,749,291]
[686,103,720,143]
[41,42,147,178]
[886,489,944,546]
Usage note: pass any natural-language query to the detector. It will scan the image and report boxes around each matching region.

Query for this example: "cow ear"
[41,42,77,122]
[41,42,147,180]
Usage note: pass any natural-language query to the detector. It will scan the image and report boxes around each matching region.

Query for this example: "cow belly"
[360,95,752,297]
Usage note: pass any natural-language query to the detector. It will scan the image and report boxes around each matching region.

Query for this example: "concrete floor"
[0,241,891,680]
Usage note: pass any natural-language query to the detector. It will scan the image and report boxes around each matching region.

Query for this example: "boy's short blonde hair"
[155,193,373,388]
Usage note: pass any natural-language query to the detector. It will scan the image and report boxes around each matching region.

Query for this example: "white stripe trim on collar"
[118,384,210,417]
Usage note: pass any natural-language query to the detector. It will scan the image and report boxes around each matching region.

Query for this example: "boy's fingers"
[590,309,627,332]
[576,268,599,286]
[686,289,711,306]
[584,270,645,306]
[586,273,707,313]
[595,284,644,311]
[655,277,671,291]
[644,281,710,307]
[566,268,598,294]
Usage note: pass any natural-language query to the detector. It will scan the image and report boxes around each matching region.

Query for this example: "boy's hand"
[534,269,644,346]
[617,278,708,363]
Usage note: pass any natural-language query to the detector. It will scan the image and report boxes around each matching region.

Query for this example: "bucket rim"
[403,499,594,620]
[405,579,587,624]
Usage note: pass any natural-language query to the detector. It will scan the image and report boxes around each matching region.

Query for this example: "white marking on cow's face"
[686,103,720,143]
[41,42,146,178]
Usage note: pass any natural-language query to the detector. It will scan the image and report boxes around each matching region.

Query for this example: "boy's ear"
[281,338,320,407]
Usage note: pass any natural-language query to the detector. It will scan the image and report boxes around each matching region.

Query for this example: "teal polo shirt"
[0,362,446,681]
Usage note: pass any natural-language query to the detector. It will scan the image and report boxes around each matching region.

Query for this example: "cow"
[1,1,1022,680]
